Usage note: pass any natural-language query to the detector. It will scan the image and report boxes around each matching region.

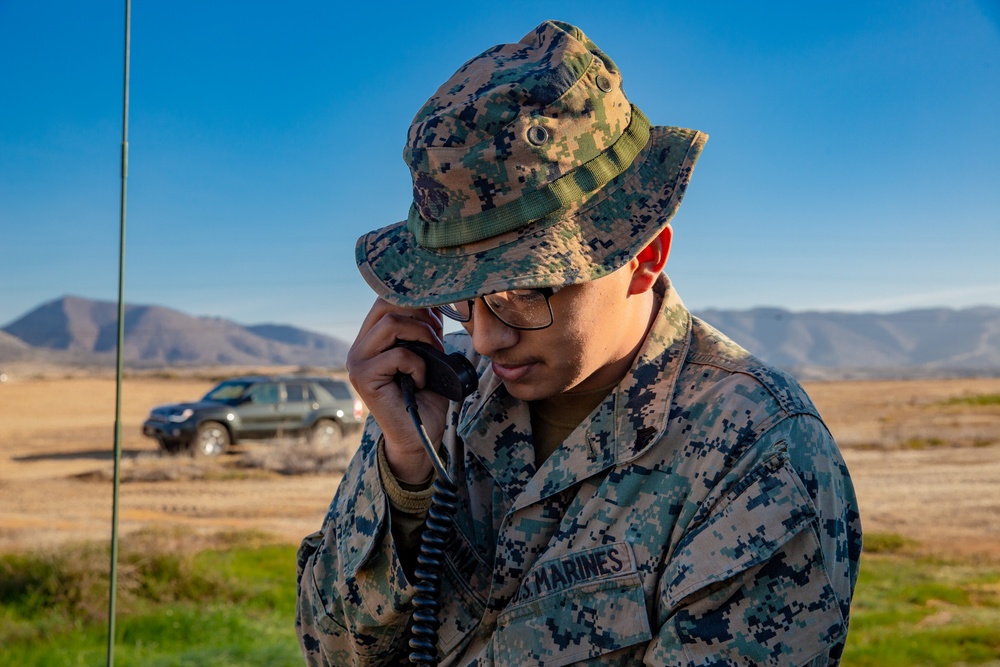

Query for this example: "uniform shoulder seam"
[684,350,821,421]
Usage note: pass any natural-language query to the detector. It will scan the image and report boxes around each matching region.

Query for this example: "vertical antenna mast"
[106,0,131,664]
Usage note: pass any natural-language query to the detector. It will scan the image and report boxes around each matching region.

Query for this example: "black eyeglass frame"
[438,287,557,331]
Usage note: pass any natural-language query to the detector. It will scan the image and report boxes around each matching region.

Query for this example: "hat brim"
[356,125,707,309]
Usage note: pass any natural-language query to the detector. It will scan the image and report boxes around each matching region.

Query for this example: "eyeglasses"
[438,287,557,330]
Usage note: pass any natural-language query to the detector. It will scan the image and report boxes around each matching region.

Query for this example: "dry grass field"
[1,368,999,560]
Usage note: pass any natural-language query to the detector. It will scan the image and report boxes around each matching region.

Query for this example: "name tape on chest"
[514,542,636,604]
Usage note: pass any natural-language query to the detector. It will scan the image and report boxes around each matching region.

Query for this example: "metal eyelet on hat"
[526,126,549,146]
[595,74,613,93]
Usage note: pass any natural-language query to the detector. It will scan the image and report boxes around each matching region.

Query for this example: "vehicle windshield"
[202,380,256,403]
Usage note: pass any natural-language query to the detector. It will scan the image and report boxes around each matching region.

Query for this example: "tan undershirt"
[529,379,618,465]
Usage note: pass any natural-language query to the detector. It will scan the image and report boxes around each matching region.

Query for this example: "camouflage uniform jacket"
[297,277,862,666]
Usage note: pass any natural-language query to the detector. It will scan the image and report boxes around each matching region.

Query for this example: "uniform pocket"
[494,543,652,667]
[662,447,817,608]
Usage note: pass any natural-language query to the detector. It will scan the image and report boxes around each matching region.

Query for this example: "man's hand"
[346,298,451,485]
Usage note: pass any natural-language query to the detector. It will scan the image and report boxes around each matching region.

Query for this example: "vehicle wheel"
[190,421,230,457]
[310,419,343,448]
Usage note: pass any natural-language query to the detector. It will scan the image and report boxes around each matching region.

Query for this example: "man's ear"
[628,225,672,296]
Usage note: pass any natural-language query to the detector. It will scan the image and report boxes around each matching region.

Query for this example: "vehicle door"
[236,381,283,438]
[278,381,317,436]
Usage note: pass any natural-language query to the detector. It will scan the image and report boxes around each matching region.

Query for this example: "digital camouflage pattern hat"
[356,20,707,308]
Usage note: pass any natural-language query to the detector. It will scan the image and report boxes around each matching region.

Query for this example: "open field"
[2,371,1000,664]
[1,372,998,558]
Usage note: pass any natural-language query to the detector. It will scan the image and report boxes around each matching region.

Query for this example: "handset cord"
[398,375,459,667]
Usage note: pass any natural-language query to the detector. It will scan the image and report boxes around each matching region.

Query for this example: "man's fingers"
[354,298,442,348]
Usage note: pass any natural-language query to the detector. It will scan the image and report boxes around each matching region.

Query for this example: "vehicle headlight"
[168,409,194,423]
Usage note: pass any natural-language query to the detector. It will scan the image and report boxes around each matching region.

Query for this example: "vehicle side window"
[285,383,310,403]
[319,379,352,400]
[248,382,279,405]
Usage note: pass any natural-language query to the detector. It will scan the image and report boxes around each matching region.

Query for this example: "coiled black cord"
[398,375,458,667]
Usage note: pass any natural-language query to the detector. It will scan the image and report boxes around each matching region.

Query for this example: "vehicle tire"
[309,418,343,449]
[190,421,230,457]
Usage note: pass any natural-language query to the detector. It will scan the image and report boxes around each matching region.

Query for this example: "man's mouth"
[490,359,537,383]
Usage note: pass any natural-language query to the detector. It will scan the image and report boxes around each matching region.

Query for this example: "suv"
[142,375,365,456]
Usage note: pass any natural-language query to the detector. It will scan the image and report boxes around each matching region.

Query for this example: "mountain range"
[2,296,1000,378]
[698,306,1000,378]
[0,296,350,368]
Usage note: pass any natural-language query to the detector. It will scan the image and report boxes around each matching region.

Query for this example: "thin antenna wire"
[106,0,131,664]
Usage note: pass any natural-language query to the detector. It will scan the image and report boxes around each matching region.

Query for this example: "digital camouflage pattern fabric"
[355,21,706,308]
[296,277,863,666]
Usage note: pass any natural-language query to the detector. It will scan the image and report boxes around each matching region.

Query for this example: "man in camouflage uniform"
[297,20,862,666]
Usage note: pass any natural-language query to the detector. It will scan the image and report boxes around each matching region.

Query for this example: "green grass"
[3,529,1000,665]
[941,394,1000,407]
[860,531,917,554]
[843,533,1000,666]
[901,437,948,449]
[0,529,303,666]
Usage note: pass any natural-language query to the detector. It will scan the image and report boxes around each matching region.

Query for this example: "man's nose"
[468,299,518,357]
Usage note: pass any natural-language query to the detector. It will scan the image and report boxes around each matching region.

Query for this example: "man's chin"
[491,360,580,402]
[503,383,550,402]
[500,377,564,403]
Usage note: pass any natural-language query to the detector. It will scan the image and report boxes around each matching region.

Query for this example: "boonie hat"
[356,20,707,308]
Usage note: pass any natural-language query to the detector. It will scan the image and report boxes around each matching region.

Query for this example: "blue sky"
[2,0,998,343]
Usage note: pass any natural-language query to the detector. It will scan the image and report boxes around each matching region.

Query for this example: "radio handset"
[394,340,478,402]
[392,340,477,667]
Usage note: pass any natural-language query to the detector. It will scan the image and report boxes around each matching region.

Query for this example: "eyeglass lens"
[442,289,552,329]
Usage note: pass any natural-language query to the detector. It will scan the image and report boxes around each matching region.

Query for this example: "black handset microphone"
[395,340,478,402]
[393,340,477,667]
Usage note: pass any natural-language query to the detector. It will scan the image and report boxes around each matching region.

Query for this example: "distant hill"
[1,296,350,368]
[3,295,1000,378]
[695,306,1000,379]
[0,330,34,360]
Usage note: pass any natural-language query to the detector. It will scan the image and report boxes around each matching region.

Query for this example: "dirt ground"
[1,371,999,559]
